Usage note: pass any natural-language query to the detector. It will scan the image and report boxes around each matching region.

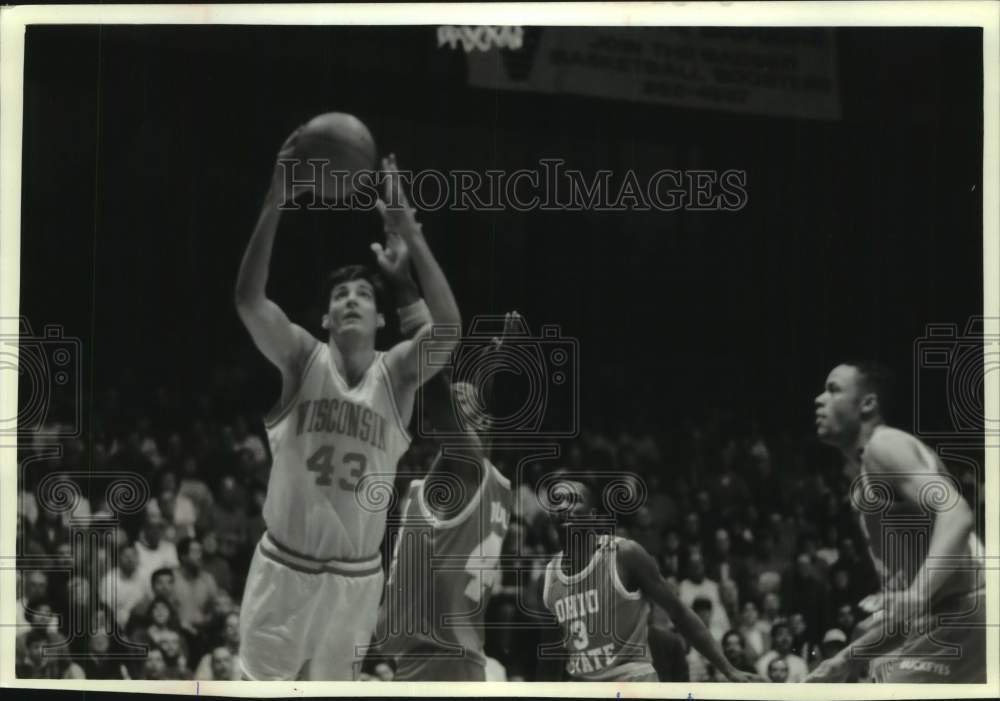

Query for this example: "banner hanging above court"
[461,27,840,120]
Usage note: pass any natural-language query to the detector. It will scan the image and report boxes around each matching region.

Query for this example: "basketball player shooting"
[807,362,985,682]
[233,128,461,681]
[541,480,761,683]
[376,309,521,681]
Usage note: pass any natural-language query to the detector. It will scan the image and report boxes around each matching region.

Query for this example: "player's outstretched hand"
[370,229,411,287]
[491,310,523,350]
[375,153,422,240]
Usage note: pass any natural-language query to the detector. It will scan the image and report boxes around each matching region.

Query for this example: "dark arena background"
[14,24,986,683]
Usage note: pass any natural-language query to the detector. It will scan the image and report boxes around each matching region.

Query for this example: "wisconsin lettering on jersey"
[295,398,388,450]
[552,588,619,675]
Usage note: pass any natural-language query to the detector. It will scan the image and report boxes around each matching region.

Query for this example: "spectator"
[139,647,168,680]
[172,536,218,631]
[195,611,242,680]
[110,431,155,479]
[719,577,740,630]
[685,597,716,682]
[15,604,59,664]
[746,531,784,597]
[136,597,184,649]
[707,528,743,588]
[761,591,782,629]
[782,553,829,639]
[195,646,237,681]
[80,630,128,679]
[199,530,234,596]
[828,565,856,614]
[16,570,49,629]
[159,629,193,679]
[681,512,704,551]
[159,481,199,541]
[767,657,790,683]
[789,611,818,667]
[678,549,730,640]
[17,628,85,679]
[834,604,857,638]
[754,621,808,682]
[658,530,682,578]
[31,504,69,555]
[737,599,769,662]
[16,511,47,558]
[693,489,721,541]
[134,507,179,595]
[746,437,782,515]
[816,524,840,568]
[819,628,848,664]
[178,455,215,532]
[232,416,267,464]
[712,631,757,681]
[207,475,250,566]
[57,576,101,647]
[100,544,145,630]
[127,568,180,635]
[644,472,679,532]
[629,506,661,558]
[237,447,269,494]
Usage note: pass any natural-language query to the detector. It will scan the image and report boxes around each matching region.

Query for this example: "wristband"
[398,298,431,335]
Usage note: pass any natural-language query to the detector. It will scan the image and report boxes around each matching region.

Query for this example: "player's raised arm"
[616,540,761,683]
[234,128,315,373]
[377,154,461,389]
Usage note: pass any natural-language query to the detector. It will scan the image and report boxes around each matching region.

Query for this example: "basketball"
[295,112,377,203]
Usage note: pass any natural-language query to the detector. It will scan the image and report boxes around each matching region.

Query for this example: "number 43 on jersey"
[306,445,367,491]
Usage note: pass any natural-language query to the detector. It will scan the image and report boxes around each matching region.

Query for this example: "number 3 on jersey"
[306,446,367,491]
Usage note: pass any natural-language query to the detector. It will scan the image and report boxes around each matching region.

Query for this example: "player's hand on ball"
[370,229,412,286]
[271,126,304,195]
[375,153,422,239]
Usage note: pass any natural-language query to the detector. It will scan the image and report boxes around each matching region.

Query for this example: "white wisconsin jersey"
[263,341,411,560]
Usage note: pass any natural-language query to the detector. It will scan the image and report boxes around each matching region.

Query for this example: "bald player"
[542,479,760,683]
[807,361,985,682]
[234,138,460,681]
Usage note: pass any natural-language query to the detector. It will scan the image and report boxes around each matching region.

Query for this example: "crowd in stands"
[14,375,986,682]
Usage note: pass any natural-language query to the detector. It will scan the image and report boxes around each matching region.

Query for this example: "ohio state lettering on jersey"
[542,535,655,681]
